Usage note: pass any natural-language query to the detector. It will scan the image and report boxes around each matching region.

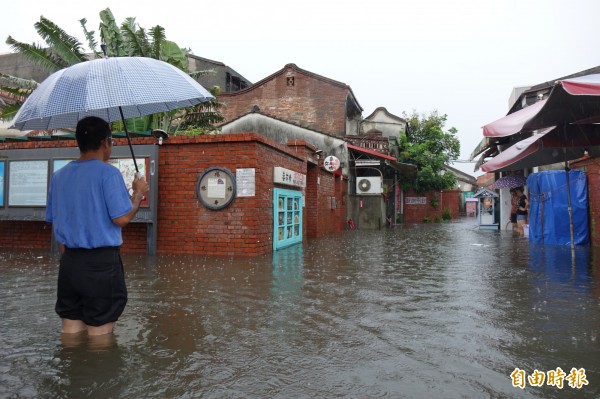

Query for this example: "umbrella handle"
[118,107,140,174]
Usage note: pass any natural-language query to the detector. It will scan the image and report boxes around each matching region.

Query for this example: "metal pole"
[119,106,140,174]
[563,148,575,251]
[394,172,398,226]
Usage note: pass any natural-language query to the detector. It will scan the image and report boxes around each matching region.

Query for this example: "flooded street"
[1,217,599,398]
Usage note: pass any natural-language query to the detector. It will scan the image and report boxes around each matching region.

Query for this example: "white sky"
[2,0,599,177]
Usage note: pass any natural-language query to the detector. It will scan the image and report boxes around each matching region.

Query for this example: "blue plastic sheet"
[529,244,591,284]
[527,170,589,246]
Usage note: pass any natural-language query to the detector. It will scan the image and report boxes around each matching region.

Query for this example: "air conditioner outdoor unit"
[356,177,382,195]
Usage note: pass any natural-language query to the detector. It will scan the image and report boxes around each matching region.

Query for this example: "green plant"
[422,216,431,223]
[442,207,452,221]
[397,110,460,192]
[430,197,439,208]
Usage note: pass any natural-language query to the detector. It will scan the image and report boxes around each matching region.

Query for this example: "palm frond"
[99,8,125,57]
[179,99,225,130]
[188,69,217,79]
[35,16,86,66]
[135,28,151,56]
[120,18,146,57]
[149,25,166,59]
[5,36,64,73]
[79,18,102,58]
[0,73,39,90]
[0,85,32,98]
[0,102,22,121]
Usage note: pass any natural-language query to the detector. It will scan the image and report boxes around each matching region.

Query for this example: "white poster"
[236,168,255,197]
[207,177,226,198]
[109,159,146,185]
[8,160,48,206]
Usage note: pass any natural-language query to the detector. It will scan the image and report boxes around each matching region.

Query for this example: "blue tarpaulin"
[527,170,589,246]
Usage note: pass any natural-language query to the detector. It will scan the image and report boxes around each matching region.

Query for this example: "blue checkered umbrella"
[10,56,213,172]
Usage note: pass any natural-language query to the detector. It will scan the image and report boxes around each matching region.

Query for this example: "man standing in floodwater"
[45,116,149,336]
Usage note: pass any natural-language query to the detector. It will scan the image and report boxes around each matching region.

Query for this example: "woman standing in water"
[514,186,529,237]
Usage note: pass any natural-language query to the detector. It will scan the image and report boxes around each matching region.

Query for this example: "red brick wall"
[0,221,51,249]
[403,189,460,223]
[305,164,319,238]
[122,224,148,253]
[218,66,349,136]
[310,169,344,237]
[156,134,306,256]
[0,134,326,256]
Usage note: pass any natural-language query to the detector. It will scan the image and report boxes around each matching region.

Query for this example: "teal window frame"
[273,188,302,250]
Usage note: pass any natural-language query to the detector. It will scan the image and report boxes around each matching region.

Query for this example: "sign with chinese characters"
[323,155,340,172]
[8,160,48,206]
[510,367,588,390]
[273,167,306,188]
[405,196,427,205]
[236,168,256,197]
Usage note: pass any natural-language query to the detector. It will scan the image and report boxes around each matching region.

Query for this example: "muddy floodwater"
[1,218,599,398]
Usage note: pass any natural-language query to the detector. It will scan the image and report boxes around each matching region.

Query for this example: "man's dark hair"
[75,116,111,153]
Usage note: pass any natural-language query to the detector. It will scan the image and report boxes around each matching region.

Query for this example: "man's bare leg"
[88,322,116,336]
[62,318,87,334]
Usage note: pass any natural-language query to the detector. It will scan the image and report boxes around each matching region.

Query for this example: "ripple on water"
[1,221,600,398]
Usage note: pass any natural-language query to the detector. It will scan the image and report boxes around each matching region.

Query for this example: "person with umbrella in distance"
[45,116,149,337]
[508,188,519,232]
[514,186,529,237]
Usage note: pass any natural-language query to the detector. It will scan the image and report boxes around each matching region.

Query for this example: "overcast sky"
[2,0,599,177]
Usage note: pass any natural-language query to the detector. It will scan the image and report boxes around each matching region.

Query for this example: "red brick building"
[218,63,464,227]
[217,64,436,228]
[218,63,363,137]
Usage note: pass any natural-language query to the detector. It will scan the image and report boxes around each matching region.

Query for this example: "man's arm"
[112,175,149,227]
[112,192,145,227]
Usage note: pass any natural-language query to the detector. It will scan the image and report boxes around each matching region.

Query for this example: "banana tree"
[1,8,218,134]
[1,16,89,122]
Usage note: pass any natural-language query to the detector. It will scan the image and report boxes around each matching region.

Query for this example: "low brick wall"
[155,134,302,256]
[0,133,345,255]
[403,189,460,223]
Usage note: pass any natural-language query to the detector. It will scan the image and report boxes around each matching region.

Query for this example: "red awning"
[481,124,600,172]
[483,100,546,137]
[347,143,417,177]
[482,74,600,139]
[347,143,396,161]
[561,76,600,95]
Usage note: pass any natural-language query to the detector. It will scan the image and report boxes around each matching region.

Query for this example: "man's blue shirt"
[46,159,132,248]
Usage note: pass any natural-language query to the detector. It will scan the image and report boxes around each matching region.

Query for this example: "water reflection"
[529,244,592,284]
[0,219,599,398]
[40,333,125,399]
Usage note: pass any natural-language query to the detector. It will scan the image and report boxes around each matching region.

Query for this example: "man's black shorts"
[56,247,127,327]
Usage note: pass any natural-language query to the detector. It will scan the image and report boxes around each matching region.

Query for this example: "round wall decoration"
[196,167,237,210]
[323,155,340,172]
